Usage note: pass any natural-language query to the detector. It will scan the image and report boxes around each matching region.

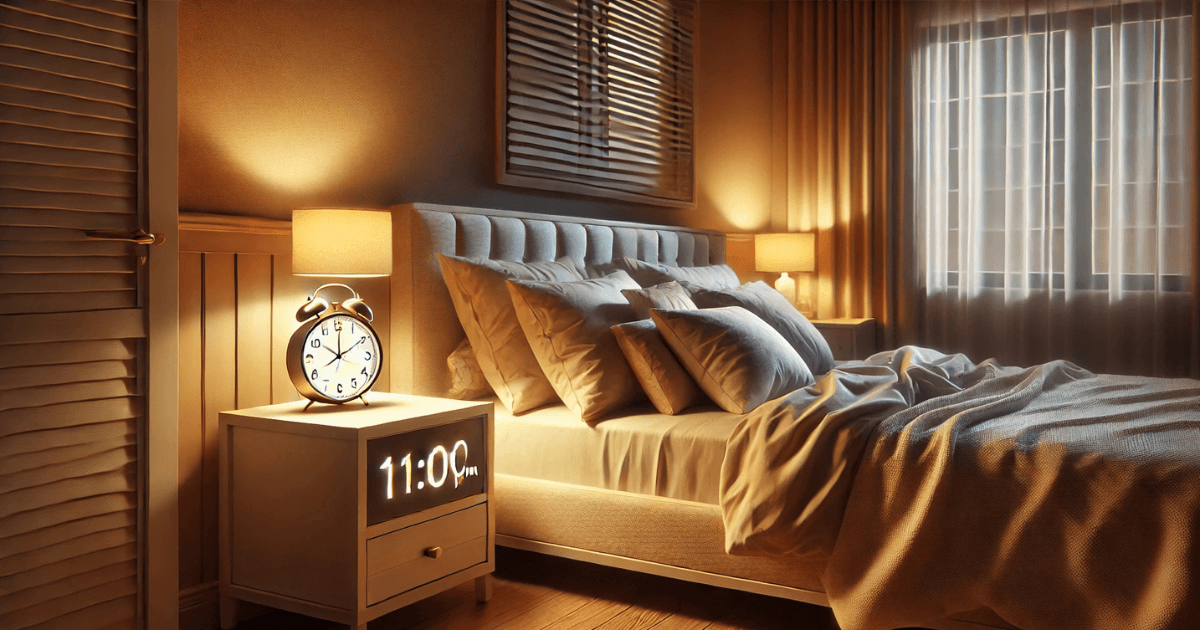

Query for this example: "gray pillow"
[621,281,697,320]
[684,281,836,374]
[651,306,814,414]
[587,257,740,289]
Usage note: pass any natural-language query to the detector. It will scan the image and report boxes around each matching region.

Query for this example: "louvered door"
[0,1,147,628]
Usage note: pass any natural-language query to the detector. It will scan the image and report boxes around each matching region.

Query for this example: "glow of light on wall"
[707,176,769,231]
[185,89,380,192]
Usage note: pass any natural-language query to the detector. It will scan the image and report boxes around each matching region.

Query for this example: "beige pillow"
[446,338,492,400]
[506,271,641,422]
[685,281,837,374]
[611,319,701,415]
[651,306,814,414]
[437,254,582,413]
[621,281,696,320]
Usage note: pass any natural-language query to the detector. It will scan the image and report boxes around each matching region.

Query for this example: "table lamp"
[288,209,392,407]
[293,208,392,278]
[755,232,815,315]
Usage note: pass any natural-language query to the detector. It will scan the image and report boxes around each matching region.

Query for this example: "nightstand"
[218,393,494,630]
[811,318,878,360]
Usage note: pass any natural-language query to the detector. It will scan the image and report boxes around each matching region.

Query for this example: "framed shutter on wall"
[498,0,696,207]
[0,1,147,628]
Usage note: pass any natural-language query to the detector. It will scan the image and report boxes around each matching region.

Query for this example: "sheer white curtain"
[913,0,1196,376]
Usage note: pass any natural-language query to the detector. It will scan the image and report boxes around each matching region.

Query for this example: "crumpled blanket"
[720,346,1200,630]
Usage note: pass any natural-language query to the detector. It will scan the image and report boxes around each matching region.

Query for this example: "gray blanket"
[721,346,1200,630]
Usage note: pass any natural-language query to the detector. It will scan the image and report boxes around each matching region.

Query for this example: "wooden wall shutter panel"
[0,0,146,628]
[499,0,696,207]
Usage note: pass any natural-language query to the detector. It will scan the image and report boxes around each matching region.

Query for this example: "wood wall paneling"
[235,254,272,410]
[178,253,203,591]
[200,254,236,586]
[269,253,306,407]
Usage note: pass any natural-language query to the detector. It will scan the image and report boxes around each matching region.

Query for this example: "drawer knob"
[424,546,443,559]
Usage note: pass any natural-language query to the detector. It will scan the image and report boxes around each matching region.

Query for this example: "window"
[917,5,1192,293]
[499,0,695,206]
[1091,14,1193,290]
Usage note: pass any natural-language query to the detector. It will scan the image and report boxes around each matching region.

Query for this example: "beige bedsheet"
[722,346,1200,630]
[494,399,740,505]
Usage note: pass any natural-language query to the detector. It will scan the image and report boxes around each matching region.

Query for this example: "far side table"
[811,318,877,360]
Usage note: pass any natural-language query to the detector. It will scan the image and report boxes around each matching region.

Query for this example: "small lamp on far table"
[755,232,815,316]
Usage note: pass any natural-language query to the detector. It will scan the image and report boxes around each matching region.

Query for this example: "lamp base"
[773,272,796,305]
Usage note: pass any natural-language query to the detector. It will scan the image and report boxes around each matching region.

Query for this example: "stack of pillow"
[438,254,837,421]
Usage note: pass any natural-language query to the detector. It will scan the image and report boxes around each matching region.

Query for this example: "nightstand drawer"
[366,503,488,605]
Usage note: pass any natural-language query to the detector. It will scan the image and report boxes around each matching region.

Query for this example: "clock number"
[400,453,413,495]
[351,378,358,388]
[310,369,318,380]
[450,440,468,488]
[364,352,372,361]
[334,320,343,332]
[361,368,368,376]
[380,457,394,499]
[321,325,328,336]
[427,446,448,489]
[351,322,356,334]
[336,383,343,394]
[310,338,321,348]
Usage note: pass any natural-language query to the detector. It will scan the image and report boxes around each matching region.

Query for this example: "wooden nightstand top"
[221,393,491,437]
[810,317,875,327]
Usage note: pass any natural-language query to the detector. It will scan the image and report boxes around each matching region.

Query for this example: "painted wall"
[177,0,773,234]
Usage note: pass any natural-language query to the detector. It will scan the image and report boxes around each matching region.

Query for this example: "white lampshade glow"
[293,209,392,277]
[755,232,815,312]
[754,233,815,273]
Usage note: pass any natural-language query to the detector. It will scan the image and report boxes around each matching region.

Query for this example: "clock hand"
[335,325,344,373]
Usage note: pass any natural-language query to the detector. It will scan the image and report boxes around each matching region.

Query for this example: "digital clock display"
[366,415,487,525]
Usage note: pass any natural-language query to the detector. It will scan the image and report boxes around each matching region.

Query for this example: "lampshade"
[754,233,815,273]
[292,209,392,277]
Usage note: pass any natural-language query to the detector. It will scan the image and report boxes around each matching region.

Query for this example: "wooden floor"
[236,547,843,630]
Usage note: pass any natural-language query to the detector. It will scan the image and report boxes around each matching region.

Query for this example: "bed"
[388,202,1200,630]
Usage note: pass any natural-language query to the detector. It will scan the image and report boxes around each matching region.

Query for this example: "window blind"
[0,0,145,628]
[499,0,695,206]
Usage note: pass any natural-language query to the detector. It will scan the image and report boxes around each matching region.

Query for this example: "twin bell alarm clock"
[286,283,382,406]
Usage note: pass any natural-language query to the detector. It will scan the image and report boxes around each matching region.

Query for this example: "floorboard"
[234,547,842,630]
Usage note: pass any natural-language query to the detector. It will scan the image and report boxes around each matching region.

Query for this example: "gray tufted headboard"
[389,202,727,397]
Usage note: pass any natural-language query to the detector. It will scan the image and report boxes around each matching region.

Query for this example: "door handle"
[84,229,164,245]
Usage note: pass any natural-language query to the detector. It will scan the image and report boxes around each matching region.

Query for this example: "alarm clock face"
[299,313,381,402]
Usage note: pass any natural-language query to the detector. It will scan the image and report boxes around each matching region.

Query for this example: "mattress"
[494,399,741,505]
